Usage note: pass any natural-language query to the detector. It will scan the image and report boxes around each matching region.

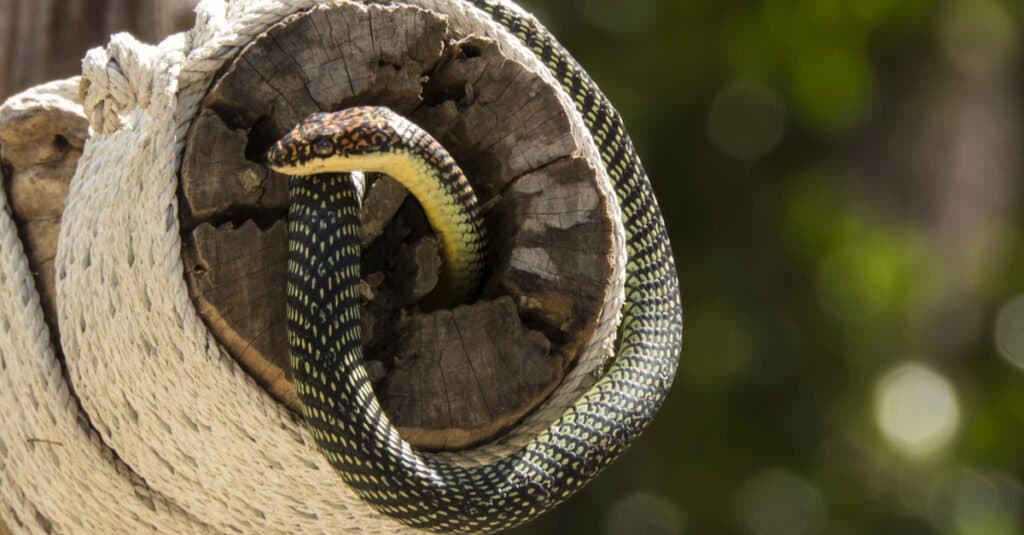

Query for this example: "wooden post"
[0,0,197,99]
[180,3,618,450]
[1,2,619,453]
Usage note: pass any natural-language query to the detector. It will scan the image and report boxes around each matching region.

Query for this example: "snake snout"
[266,139,288,168]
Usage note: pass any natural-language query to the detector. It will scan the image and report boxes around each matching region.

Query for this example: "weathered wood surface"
[181,3,616,449]
[0,0,197,100]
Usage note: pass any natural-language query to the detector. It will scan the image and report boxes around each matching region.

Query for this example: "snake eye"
[312,137,335,157]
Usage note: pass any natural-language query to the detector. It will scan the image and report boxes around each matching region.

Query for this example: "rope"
[0,0,624,532]
[0,79,204,534]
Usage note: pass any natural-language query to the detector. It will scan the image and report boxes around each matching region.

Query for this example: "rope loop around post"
[0,1,650,532]
[80,33,161,133]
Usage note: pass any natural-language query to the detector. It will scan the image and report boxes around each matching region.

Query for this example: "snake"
[266,1,683,533]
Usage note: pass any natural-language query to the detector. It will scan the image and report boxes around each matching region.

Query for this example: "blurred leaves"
[512,0,1024,534]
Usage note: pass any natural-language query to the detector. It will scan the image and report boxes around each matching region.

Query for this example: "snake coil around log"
[0,1,681,533]
[269,1,683,533]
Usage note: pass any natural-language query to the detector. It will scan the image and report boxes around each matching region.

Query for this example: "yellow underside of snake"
[267,2,683,533]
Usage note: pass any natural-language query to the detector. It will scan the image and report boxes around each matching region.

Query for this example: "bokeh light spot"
[874,364,960,458]
[817,242,897,321]
[791,44,874,132]
[815,232,929,323]
[737,469,827,535]
[994,294,1024,372]
[708,80,786,160]
[604,492,685,535]
[937,0,1018,80]
[951,471,1024,535]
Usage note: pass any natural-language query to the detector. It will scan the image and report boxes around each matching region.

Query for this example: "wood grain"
[0,0,197,100]
[179,3,616,450]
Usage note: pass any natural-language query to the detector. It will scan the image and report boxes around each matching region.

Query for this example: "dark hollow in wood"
[180,3,615,450]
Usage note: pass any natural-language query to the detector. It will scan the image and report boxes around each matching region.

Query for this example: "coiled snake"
[267,1,683,533]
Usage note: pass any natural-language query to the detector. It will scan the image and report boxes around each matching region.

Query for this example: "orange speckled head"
[266,106,409,172]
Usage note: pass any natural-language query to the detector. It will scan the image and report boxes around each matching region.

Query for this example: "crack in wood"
[178,3,616,451]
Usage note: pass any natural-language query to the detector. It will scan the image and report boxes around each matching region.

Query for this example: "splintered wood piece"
[180,3,616,449]
[394,236,442,303]
[361,175,408,246]
[411,36,578,202]
[179,108,285,227]
[382,298,558,450]
[0,80,89,338]
[485,157,614,361]
[182,220,294,407]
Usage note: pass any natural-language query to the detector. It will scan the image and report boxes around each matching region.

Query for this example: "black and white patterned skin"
[274,1,683,533]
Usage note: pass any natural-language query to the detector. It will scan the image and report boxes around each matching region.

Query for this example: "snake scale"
[267,1,683,532]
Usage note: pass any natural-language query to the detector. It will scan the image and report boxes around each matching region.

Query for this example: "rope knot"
[80,33,160,133]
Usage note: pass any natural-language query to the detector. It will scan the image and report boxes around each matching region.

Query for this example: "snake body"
[268,2,683,533]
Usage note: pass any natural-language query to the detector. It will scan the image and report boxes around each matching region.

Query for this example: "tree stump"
[180,3,618,450]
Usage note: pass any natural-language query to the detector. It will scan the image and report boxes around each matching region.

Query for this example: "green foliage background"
[510,1,1024,534]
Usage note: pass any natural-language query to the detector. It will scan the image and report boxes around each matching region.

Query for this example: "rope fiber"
[0,1,681,533]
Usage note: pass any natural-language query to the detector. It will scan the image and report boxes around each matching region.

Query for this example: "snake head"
[266,107,407,176]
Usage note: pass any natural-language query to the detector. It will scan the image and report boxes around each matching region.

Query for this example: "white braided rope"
[1,0,624,532]
[0,80,206,534]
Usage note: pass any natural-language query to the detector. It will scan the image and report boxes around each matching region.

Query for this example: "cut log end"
[180,3,616,450]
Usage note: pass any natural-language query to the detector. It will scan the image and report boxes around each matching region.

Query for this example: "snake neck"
[287,174,554,533]
[288,174,668,534]
[279,143,485,304]
[365,150,485,302]
[284,2,683,532]
[286,174,363,405]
